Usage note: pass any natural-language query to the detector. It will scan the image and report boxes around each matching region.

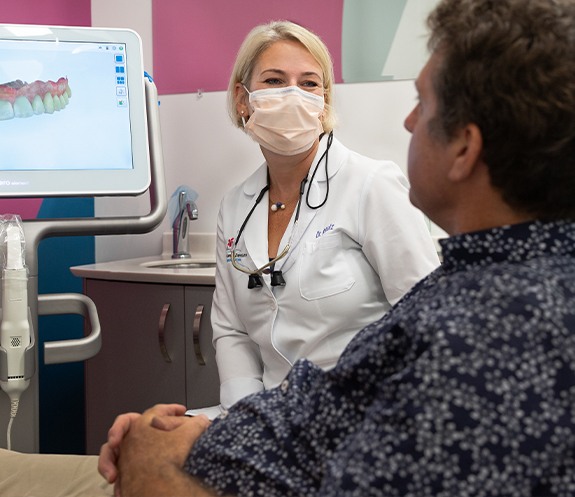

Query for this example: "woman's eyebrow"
[259,68,322,79]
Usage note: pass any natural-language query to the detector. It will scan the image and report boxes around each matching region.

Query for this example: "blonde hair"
[227,20,336,132]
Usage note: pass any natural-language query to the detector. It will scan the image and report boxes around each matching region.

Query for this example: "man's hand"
[98,404,210,496]
[98,410,143,484]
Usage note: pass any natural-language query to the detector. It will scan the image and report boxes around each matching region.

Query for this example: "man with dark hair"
[1,0,574,496]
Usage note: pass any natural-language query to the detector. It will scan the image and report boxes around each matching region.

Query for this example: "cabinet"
[83,279,219,454]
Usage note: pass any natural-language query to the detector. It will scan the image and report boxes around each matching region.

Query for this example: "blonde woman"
[211,20,439,410]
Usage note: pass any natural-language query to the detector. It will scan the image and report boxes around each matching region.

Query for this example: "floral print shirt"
[186,220,575,497]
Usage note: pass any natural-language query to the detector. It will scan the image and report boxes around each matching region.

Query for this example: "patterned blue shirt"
[186,220,575,496]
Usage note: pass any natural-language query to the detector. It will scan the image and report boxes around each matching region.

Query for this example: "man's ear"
[447,123,483,182]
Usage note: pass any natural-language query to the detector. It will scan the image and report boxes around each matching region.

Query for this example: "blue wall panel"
[37,198,95,454]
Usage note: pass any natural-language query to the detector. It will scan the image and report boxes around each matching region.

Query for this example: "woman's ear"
[447,123,483,183]
[234,82,249,118]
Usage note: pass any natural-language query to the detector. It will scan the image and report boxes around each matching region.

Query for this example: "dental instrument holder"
[0,224,35,384]
[0,75,168,453]
[172,191,198,259]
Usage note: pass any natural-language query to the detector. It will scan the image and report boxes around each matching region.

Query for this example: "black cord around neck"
[236,131,332,246]
[306,130,334,210]
[234,183,269,246]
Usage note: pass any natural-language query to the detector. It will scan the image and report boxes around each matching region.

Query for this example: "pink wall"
[152,0,344,95]
[0,0,90,26]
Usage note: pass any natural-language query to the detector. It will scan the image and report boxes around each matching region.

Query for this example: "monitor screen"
[0,24,151,197]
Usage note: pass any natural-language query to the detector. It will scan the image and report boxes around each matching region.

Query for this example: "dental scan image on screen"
[0,25,150,197]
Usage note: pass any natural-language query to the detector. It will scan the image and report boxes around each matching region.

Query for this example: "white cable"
[1,381,27,450]
[6,398,19,451]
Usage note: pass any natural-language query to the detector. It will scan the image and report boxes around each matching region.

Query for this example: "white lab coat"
[211,136,439,409]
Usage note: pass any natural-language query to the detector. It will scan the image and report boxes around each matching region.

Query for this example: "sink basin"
[141,259,216,270]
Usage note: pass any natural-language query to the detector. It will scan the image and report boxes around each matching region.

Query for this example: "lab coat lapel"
[241,166,270,270]
[276,136,345,275]
[274,187,317,274]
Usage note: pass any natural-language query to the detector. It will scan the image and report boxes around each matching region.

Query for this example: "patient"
[2,0,575,495]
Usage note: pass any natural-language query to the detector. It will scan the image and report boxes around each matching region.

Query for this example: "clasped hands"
[98,404,211,497]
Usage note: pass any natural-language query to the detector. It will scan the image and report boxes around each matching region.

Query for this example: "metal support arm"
[39,293,101,365]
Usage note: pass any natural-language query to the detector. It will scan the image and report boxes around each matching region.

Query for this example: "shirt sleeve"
[185,360,329,497]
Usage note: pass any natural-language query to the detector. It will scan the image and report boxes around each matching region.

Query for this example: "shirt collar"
[439,219,575,272]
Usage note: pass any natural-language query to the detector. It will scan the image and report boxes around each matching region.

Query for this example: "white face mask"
[243,85,325,156]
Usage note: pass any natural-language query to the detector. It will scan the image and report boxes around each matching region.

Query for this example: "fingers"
[151,413,210,431]
[116,413,211,478]
[98,405,190,484]
[150,415,188,431]
[176,414,212,446]
[107,405,186,446]
[107,412,141,447]
[144,404,188,418]
[98,441,120,483]
[98,412,141,483]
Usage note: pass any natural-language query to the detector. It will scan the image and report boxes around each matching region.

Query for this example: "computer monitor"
[0,24,151,197]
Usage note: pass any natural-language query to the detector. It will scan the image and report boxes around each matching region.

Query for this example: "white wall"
[91,0,444,263]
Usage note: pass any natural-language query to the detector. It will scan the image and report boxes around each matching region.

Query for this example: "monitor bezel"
[0,24,151,198]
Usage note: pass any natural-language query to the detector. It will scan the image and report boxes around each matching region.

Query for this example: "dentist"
[212,20,439,410]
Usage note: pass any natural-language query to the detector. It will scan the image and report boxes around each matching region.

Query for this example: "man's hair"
[427,0,575,220]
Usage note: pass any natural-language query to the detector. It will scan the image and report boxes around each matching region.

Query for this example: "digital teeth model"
[0,77,72,120]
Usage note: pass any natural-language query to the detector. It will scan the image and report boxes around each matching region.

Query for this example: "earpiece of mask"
[243,85,324,156]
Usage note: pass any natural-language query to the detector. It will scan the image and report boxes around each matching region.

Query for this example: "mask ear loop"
[239,84,251,127]
[306,130,334,210]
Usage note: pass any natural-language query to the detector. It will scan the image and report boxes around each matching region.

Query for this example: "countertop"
[70,255,216,285]
[70,233,216,285]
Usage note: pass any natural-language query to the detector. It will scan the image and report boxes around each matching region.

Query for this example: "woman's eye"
[264,78,283,85]
[301,80,320,88]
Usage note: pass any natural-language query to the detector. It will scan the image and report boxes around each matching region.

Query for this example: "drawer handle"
[158,303,172,363]
[193,304,206,366]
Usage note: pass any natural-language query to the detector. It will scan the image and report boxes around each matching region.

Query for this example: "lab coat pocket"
[299,232,355,300]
